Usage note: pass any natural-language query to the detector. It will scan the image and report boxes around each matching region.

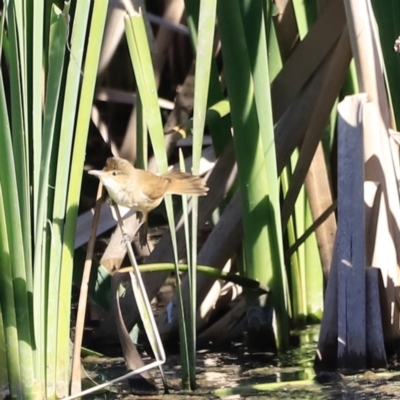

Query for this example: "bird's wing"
[162,169,192,179]
[135,169,171,200]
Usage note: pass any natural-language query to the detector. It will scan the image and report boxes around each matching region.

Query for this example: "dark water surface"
[82,326,400,399]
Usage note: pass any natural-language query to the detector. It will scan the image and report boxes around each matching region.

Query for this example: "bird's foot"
[105,195,115,206]
[121,232,135,245]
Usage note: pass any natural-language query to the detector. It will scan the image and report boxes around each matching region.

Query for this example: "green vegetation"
[1,0,400,398]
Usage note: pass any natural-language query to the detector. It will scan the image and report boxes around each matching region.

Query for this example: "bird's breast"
[102,177,161,212]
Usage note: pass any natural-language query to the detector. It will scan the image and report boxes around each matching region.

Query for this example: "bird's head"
[88,157,134,190]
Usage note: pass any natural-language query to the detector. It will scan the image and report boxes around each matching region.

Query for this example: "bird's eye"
[112,171,118,176]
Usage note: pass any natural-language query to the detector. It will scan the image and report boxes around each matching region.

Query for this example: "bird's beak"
[88,169,105,177]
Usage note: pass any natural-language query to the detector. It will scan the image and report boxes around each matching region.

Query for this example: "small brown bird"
[89,157,209,245]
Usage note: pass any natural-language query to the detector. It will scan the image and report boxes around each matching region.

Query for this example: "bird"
[88,157,209,246]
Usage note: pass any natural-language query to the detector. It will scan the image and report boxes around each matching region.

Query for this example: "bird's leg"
[113,206,145,245]
[105,194,115,206]
[136,212,148,248]
[112,204,135,244]
[122,212,146,245]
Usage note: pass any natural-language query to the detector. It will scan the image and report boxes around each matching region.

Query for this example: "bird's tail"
[162,170,209,196]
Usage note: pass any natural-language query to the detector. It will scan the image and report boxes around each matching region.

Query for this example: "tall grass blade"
[6,1,32,294]
[46,2,91,394]
[135,93,148,169]
[0,187,22,398]
[184,0,232,155]
[218,0,289,348]
[56,1,109,395]
[189,0,217,387]
[124,9,191,385]
[0,64,34,398]
[30,0,43,226]
[34,5,69,392]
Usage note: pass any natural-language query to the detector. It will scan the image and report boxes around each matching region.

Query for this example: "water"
[82,326,400,399]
